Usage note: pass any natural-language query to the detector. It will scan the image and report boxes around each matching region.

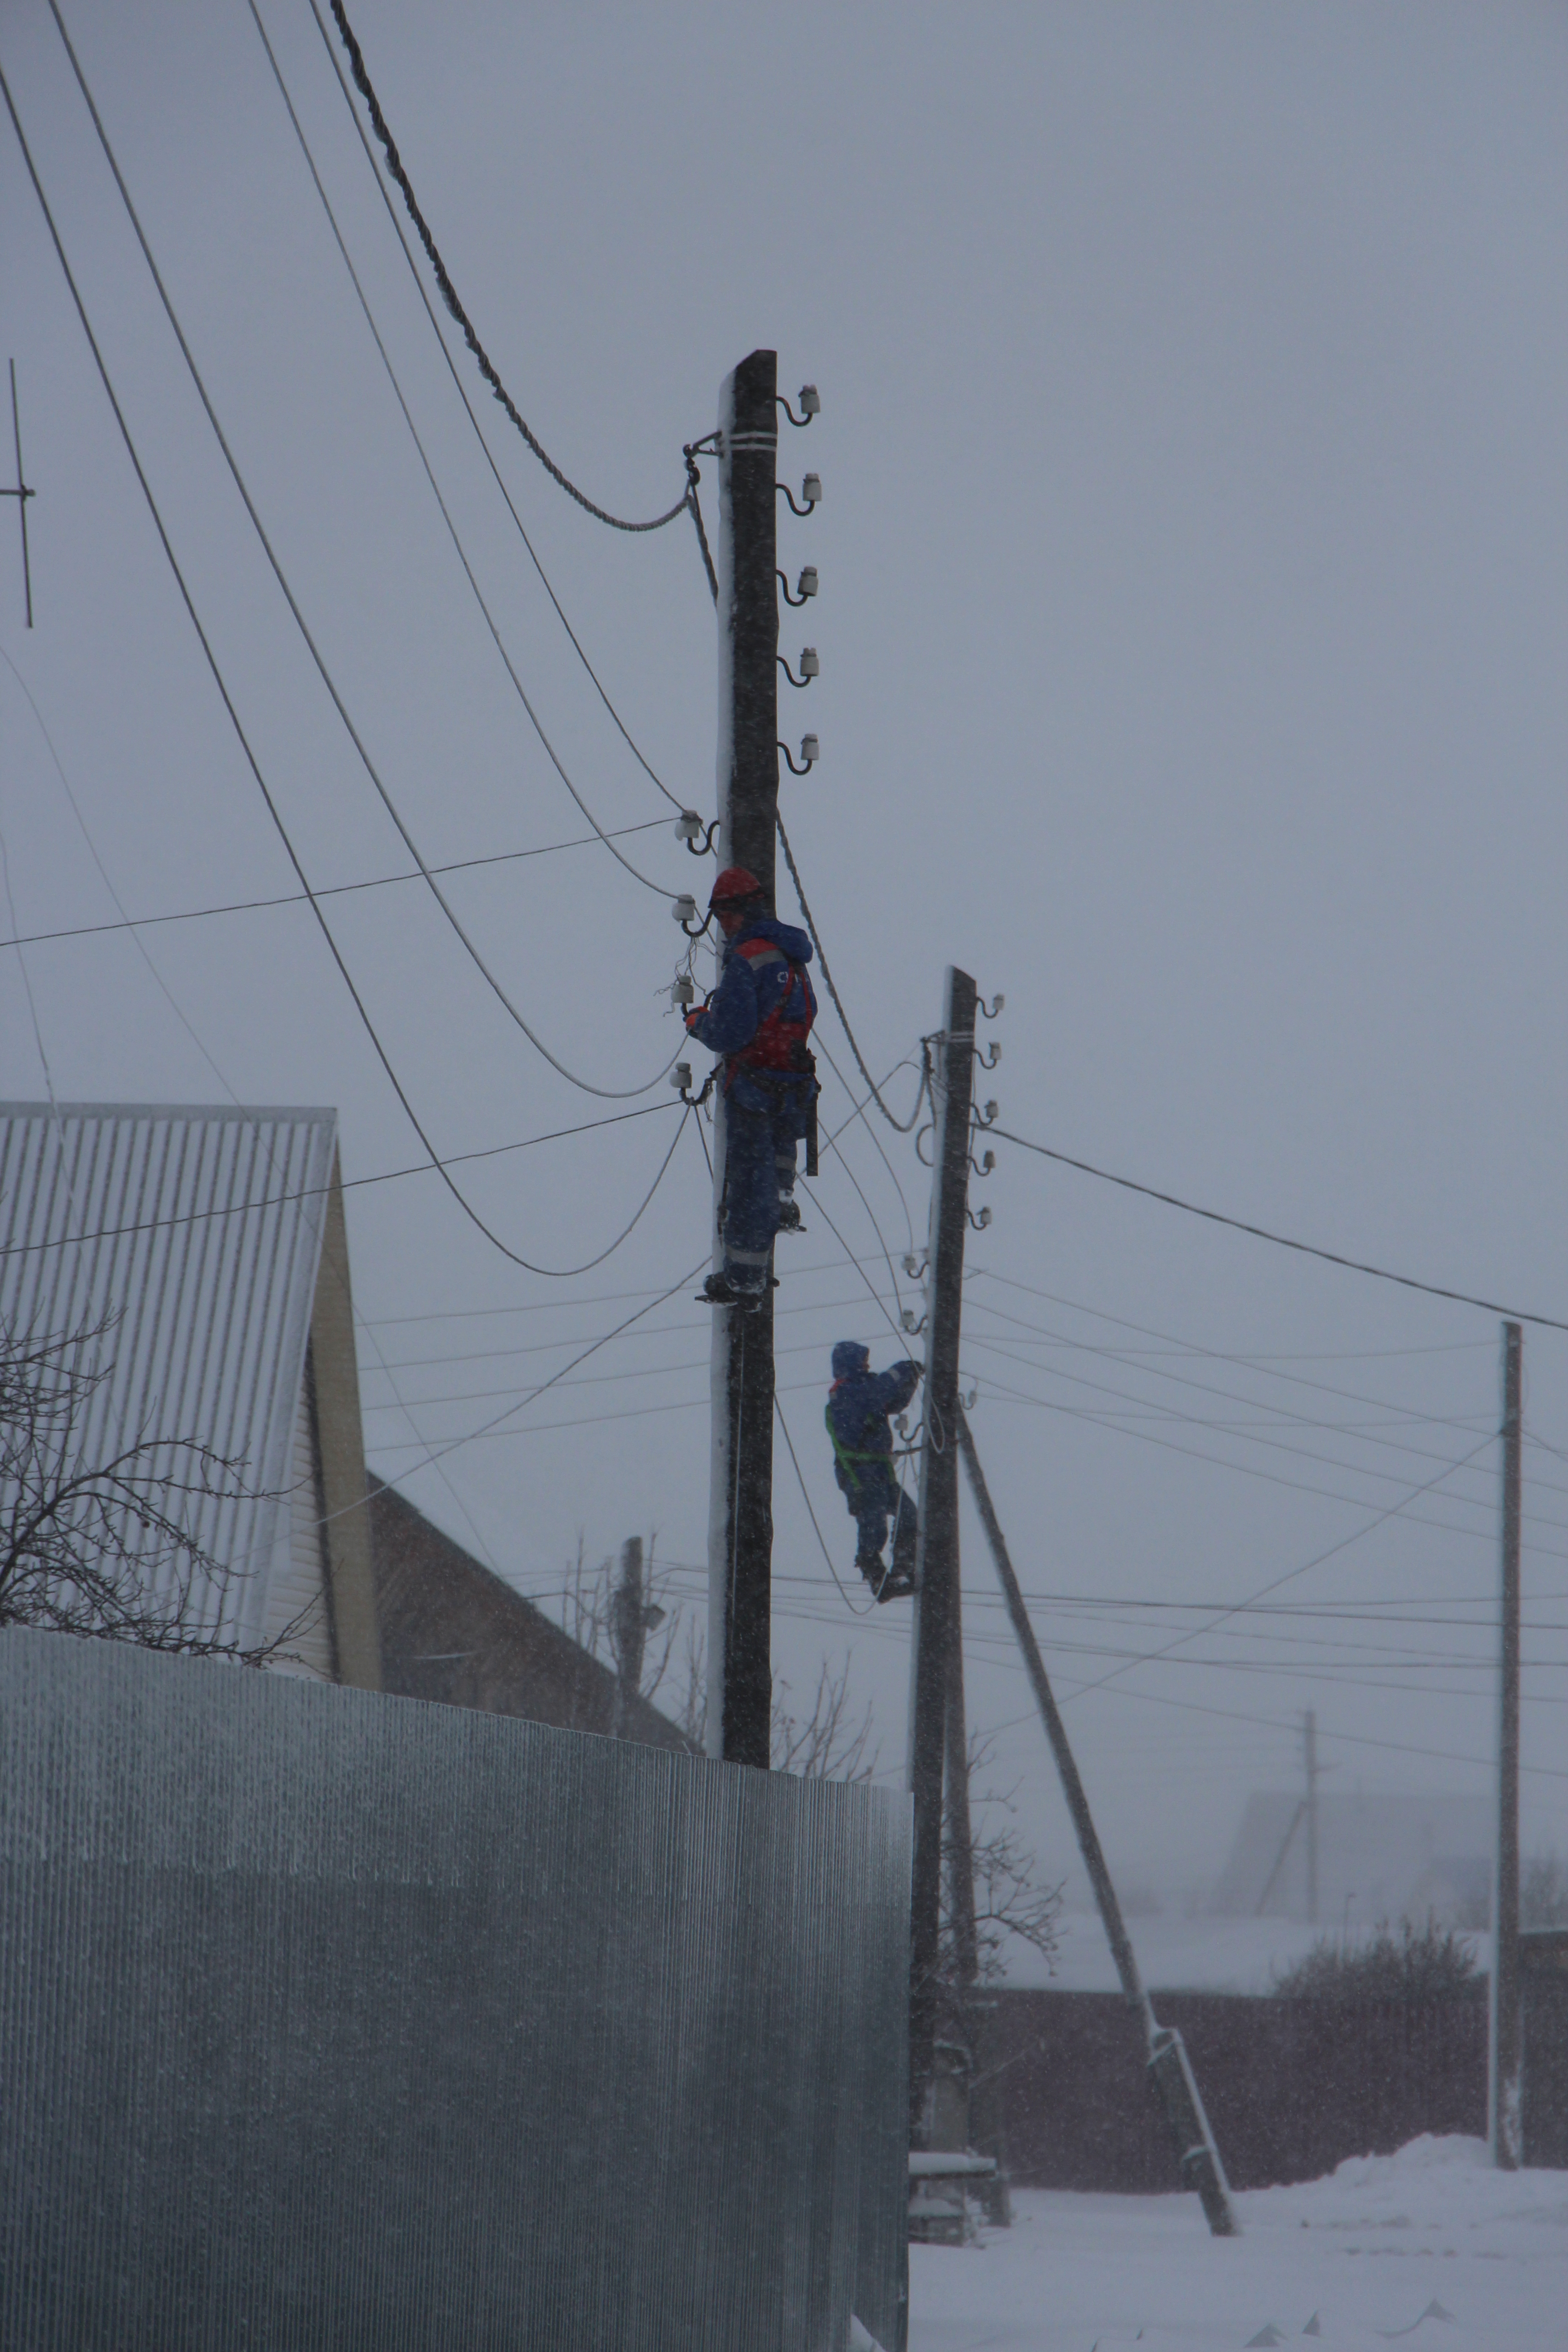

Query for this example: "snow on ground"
[908,2136,1568,2352]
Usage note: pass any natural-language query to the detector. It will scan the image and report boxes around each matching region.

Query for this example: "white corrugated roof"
[0,1103,337,1646]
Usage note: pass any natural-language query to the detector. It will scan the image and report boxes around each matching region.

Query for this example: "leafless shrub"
[0,1312,279,1662]
[1271,1915,1483,2002]
[939,1732,1063,2006]
[1524,1852,1568,1930]
[671,1632,878,1779]
[772,1654,878,1780]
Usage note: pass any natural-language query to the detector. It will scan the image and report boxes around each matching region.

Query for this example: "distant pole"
[957,1406,1238,2236]
[705,349,779,1769]
[1,361,36,628]
[610,1536,646,1739]
[907,965,978,2140]
[1490,1319,1523,2169]
[1304,1709,1319,1926]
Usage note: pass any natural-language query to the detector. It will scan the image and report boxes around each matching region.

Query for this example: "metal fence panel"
[0,1631,910,2352]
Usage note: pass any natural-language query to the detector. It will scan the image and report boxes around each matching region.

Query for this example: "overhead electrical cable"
[371,1250,715,1483]
[962,1321,1525,1506]
[0,62,685,1277]
[47,0,680,1099]
[776,811,930,1132]
[301,0,690,810]
[0,646,504,1571]
[969,1269,1509,1425]
[989,1123,1568,1334]
[812,1028,918,1255]
[3,1102,682,1259]
[972,1369,1559,1558]
[1057,1431,1502,1708]
[245,2,686,888]
[323,0,694,540]
[0,818,669,956]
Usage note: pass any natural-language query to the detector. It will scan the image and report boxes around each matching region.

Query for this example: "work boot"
[697,1273,764,1310]
[776,1196,805,1234]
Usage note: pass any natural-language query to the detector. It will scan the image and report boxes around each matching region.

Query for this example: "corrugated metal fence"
[0,1631,909,2351]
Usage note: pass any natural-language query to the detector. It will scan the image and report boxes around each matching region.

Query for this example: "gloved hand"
[684,1008,704,1033]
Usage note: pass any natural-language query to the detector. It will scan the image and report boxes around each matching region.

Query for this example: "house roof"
[368,1477,691,1752]
[1210,1789,1494,1925]
[0,1102,338,1644]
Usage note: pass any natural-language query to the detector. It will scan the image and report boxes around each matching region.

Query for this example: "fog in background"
[2,0,1564,1911]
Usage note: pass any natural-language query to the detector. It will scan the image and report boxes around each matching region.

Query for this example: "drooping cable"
[252,4,692,864]
[301,0,696,807]
[0,647,506,1573]
[776,810,929,1131]
[325,0,689,537]
[988,1124,1568,1335]
[0,816,668,955]
[0,62,682,1276]
[47,0,681,1102]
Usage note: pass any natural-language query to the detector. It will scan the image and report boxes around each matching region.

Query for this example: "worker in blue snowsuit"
[686,867,819,1309]
[826,1341,923,1598]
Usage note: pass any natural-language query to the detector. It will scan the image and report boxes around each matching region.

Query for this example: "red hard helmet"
[709,866,764,911]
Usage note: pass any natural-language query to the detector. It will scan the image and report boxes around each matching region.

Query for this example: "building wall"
[0,1629,910,2352]
[977,1988,1490,2193]
[256,1372,334,1681]
[368,1479,689,1750]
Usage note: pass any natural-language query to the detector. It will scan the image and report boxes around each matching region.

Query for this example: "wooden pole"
[956,1407,1238,2235]
[1490,1318,1523,2168]
[706,350,779,1768]
[907,966,977,2137]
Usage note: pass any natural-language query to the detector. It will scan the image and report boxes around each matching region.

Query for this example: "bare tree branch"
[0,1311,288,1665]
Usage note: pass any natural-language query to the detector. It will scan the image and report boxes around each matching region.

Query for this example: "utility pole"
[957,1408,1238,2236]
[944,1587,980,2000]
[706,350,779,1769]
[610,1536,663,1739]
[907,966,978,2139]
[1304,1708,1319,1926]
[1490,1319,1523,2169]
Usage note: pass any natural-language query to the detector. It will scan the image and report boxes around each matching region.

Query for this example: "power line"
[46,0,680,1102]
[302,0,692,812]
[0,646,509,1575]
[325,0,695,539]
[1,1101,682,1256]
[776,811,930,1132]
[3,72,681,1292]
[990,1124,1568,1335]
[0,57,605,1279]
[0,817,668,956]
[246,1,686,883]
[972,1367,1563,1559]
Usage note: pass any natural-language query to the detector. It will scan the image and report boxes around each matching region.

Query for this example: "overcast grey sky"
[2,0,1564,1899]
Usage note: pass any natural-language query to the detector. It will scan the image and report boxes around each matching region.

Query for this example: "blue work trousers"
[720,1100,801,1293]
[854,1481,917,1570]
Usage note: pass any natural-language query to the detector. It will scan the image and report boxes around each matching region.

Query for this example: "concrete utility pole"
[1304,1707,1320,1926]
[1490,1319,1523,2169]
[706,349,779,1769]
[957,1408,1239,2236]
[907,966,979,2138]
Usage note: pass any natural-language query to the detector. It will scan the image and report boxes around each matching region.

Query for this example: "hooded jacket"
[826,1344,921,1500]
[686,916,816,1070]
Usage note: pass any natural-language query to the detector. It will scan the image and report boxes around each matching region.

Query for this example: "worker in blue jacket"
[826,1341,923,1597]
[686,867,819,1308]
